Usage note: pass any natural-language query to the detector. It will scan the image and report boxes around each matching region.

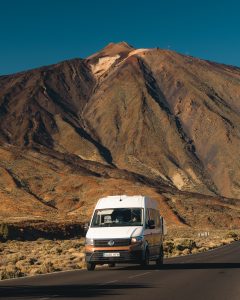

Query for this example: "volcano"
[1,42,240,229]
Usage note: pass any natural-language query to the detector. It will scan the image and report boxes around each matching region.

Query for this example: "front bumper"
[86,250,143,263]
[85,245,144,264]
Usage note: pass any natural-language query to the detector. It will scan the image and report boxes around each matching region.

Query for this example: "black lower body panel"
[86,250,143,264]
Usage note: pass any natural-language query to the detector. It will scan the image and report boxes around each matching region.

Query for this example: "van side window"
[145,209,160,228]
[146,209,154,225]
[149,209,155,223]
[145,209,150,227]
[155,210,160,228]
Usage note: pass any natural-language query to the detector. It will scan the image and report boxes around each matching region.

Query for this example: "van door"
[144,208,161,257]
[153,210,162,256]
[144,208,155,256]
[152,209,162,257]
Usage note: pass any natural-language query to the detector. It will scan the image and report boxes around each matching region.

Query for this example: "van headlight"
[131,236,144,244]
[85,237,94,245]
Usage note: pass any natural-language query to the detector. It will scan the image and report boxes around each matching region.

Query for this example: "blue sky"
[1,0,240,75]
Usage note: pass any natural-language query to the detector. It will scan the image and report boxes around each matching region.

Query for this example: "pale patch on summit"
[90,55,120,78]
[127,48,152,57]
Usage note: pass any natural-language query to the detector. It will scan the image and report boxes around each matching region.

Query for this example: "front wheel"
[87,262,96,271]
[156,246,164,267]
[108,263,116,268]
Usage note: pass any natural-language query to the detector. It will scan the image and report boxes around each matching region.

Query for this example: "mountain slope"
[1,42,240,228]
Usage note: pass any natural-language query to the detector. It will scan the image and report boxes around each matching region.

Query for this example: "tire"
[156,246,164,267]
[108,263,116,268]
[87,262,96,271]
[141,248,150,266]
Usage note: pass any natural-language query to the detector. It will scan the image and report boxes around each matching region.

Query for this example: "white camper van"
[85,195,166,271]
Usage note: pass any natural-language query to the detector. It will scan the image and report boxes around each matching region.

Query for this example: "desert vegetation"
[164,229,240,257]
[0,229,239,280]
[0,239,85,280]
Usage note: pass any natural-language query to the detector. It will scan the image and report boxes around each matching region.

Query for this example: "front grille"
[94,239,131,247]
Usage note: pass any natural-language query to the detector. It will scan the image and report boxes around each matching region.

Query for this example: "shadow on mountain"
[0,283,150,298]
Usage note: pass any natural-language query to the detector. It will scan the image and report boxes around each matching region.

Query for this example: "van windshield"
[91,208,143,227]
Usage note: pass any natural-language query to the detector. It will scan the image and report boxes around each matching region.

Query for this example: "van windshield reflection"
[91,208,143,227]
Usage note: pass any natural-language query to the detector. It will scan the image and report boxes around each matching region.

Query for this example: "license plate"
[103,252,120,257]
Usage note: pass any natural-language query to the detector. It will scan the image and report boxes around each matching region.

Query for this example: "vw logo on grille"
[108,240,115,246]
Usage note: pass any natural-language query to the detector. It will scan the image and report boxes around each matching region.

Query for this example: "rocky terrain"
[1,42,240,229]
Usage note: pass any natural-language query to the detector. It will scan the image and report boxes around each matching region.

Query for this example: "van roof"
[95,195,158,209]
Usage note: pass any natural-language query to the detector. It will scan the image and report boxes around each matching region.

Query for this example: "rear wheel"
[141,248,150,266]
[156,246,164,267]
[108,263,116,268]
[87,262,96,271]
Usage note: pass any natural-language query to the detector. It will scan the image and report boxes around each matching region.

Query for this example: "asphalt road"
[1,241,240,300]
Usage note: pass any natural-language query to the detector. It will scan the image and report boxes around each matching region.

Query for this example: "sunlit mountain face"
[1,42,240,229]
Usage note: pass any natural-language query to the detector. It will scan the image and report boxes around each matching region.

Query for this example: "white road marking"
[99,280,119,285]
[128,272,151,279]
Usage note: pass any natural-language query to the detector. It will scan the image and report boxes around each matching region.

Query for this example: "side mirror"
[148,220,155,229]
[84,222,89,233]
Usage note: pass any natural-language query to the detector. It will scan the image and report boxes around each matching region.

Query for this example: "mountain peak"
[87,41,134,60]
[105,41,134,49]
